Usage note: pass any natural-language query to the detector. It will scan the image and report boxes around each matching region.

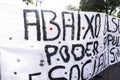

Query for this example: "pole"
[36,0,38,7]
[36,0,44,7]
[106,0,108,14]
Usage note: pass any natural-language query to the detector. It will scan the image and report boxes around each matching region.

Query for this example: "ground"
[92,62,120,80]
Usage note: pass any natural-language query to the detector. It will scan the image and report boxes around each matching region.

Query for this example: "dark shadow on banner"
[0,53,1,80]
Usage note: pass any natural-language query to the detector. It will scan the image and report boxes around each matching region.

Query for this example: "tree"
[66,4,79,11]
[23,0,33,5]
[117,11,120,18]
[79,0,105,12]
[106,0,120,15]
[79,0,120,15]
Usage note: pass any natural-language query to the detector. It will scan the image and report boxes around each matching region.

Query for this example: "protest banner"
[0,7,120,80]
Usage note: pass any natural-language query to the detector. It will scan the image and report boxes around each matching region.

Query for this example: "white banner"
[0,8,120,80]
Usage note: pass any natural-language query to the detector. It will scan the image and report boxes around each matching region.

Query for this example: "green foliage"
[79,0,120,15]
[117,12,120,18]
[23,0,33,5]
[107,0,120,15]
[79,0,105,12]
[66,4,79,11]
